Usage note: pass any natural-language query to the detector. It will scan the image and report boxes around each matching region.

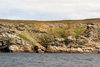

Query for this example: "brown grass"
[0,18,100,24]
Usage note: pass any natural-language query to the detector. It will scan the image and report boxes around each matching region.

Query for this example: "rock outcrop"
[0,21,100,53]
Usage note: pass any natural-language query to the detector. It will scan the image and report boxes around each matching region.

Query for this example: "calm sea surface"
[0,53,100,67]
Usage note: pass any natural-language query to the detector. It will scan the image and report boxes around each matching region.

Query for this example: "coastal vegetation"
[0,19,100,53]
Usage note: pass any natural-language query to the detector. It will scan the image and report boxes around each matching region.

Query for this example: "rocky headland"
[0,19,100,53]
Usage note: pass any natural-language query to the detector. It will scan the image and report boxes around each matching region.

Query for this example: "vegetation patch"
[48,28,70,38]
[73,27,86,38]
[18,34,36,46]
[36,34,54,47]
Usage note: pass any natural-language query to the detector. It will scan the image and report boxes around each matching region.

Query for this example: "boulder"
[76,36,88,45]
[9,45,19,52]
[46,45,67,53]
[9,45,34,52]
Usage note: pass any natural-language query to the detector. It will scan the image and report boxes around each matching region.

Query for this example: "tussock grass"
[18,34,36,46]
[73,27,86,38]
[47,25,86,39]
[48,28,69,38]
[36,34,54,47]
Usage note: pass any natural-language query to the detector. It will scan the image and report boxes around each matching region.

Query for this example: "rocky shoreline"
[0,20,100,53]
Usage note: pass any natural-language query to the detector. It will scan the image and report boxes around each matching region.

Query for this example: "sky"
[0,0,100,21]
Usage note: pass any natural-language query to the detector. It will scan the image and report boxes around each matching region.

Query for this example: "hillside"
[0,19,100,53]
[0,18,100,23]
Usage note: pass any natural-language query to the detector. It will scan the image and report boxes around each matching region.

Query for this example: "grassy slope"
[0,18,100,24]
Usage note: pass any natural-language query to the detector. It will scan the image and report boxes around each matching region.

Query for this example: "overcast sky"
[0,0,100,20]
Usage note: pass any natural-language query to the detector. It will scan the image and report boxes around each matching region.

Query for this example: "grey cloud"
[0,0,100,20]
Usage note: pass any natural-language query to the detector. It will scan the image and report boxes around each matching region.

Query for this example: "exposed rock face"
[9,45,34,52]
[0,23,34,52]
[64,23,100,53]
[46,45,67,53]
[0,22,100,53]
[45,23,100,53]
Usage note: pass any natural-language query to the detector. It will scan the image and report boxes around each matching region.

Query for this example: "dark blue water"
[0,53,100,67]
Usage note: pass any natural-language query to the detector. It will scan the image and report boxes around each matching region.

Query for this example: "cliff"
[0,19,100,53]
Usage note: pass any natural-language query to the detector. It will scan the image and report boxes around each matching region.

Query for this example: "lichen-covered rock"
[9,45,19,52]
[46,45,67,53]
[9,45,34,52]
[76,36,88,45]
[0,21,100,53]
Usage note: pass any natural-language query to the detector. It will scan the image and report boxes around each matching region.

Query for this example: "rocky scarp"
[0,19,100,53]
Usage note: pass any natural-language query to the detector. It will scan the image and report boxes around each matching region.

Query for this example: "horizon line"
[0,18,100,21]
